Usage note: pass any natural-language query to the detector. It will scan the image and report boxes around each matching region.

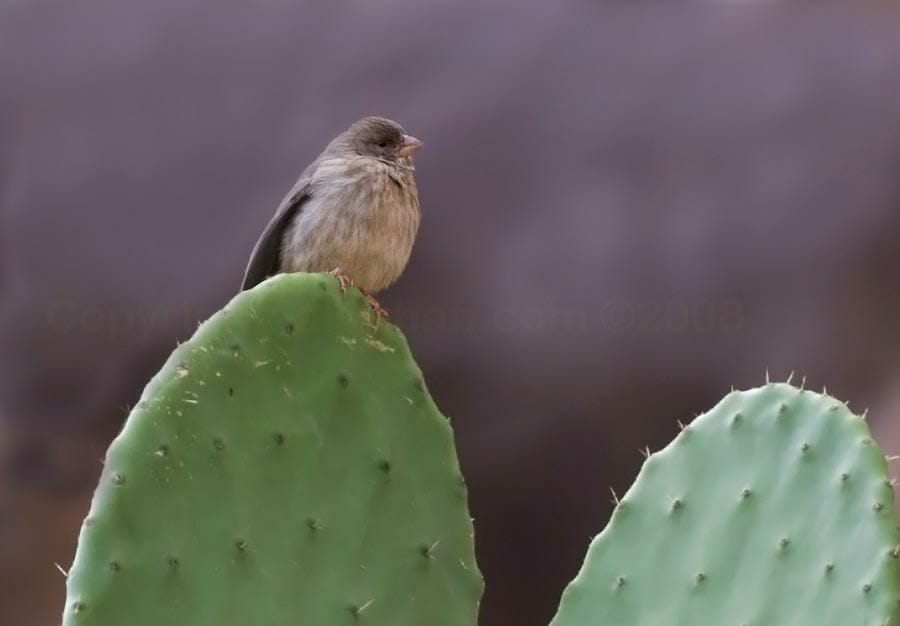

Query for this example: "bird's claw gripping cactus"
[62,273,483,626]
[551,383,900,626]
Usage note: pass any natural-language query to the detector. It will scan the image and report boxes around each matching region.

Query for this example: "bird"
[241,116,423,319]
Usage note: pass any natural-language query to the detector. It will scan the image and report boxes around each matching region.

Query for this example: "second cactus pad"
[552,383,899,626]
[62,273,482,626]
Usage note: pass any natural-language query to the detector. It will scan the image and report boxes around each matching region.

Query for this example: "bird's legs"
[329,268,387,325]
[329,267,353,292]
[363,293,389,325]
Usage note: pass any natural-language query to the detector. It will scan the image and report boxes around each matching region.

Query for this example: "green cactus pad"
[62,273,482,626]
[551,383,900,626]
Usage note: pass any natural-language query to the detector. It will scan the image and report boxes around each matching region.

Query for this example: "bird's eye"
[377,141,388,148]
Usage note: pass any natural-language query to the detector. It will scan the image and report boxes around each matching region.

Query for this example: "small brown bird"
[241,117,423,318]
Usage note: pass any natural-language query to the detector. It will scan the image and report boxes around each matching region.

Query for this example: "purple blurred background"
[3,2,900,625]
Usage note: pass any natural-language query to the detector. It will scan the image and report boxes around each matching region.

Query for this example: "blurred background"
[3,2,900,625]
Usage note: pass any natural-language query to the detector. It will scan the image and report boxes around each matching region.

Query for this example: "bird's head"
[344,117,423,163]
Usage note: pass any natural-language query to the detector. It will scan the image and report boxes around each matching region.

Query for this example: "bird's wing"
[240,183,311,291]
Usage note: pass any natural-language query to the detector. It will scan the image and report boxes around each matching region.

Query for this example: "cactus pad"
[62,273,482,626]
[551,383,900,626]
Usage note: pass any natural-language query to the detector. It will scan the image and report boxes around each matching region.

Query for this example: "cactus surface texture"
[62,273,482,626]
[551,383,900,626]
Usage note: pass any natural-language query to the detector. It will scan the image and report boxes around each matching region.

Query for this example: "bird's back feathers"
[240,184,310,290]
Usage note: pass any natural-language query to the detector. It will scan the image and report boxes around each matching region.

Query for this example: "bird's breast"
[282,156,420,293]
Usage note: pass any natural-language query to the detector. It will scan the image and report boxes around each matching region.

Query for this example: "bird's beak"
[398,134,423,158]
